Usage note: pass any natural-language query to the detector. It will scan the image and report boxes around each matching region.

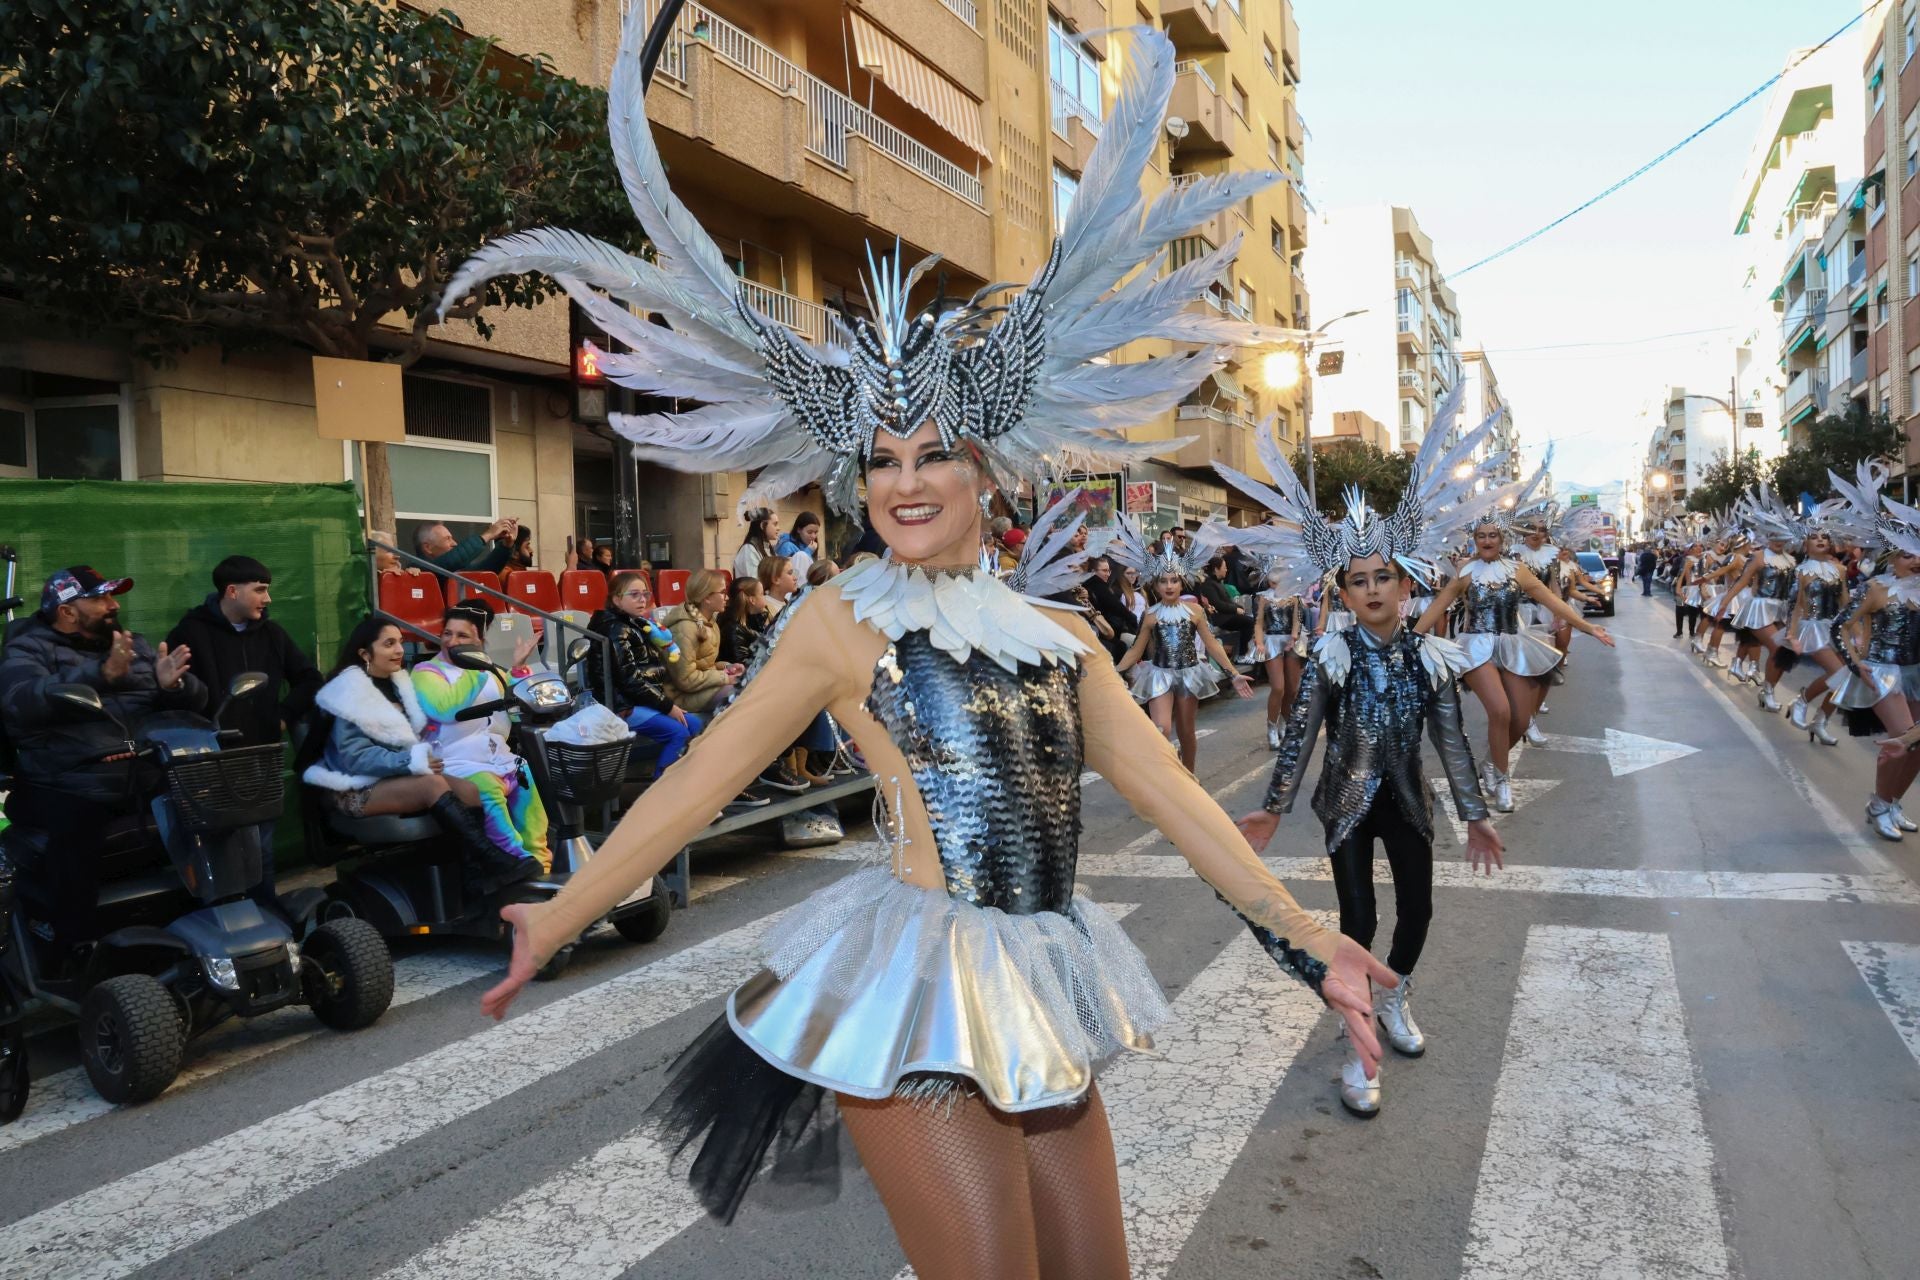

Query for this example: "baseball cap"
[40,566,134,615]
[1002,529,1028,548]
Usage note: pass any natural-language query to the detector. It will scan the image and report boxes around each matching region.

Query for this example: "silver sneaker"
[1812,713,1839,746]
[1788,697,1810,729]
[1868,796,1905,842]
[1486,766,1514,813]
[1377,974,1425,1057]
[1894,802,1919,833]
[1339,1052,1380,1117]
[1266,719,1280,751]
[1524,718,1546,745]
[1758,686,1780,712]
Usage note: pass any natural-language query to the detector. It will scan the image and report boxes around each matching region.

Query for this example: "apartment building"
[1459,346,1521,482]
[1305,205,1466,455]
[1863,0,1920,491]
[1643,385,1734,517]
[0,0,1312,562]
[1732,32,1863,453]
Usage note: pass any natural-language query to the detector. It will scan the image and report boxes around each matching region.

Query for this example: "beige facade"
[2,0,1311,564]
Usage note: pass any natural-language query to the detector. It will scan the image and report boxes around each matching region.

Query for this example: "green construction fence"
[0,478,368,862]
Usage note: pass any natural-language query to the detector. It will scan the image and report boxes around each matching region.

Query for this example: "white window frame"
[0,387,135,481]
[347,374,502,538]
[1051,162,1079,233]
[1046,13,1103,137]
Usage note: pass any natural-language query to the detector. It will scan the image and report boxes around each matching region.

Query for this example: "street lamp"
[1265,307,1367,510]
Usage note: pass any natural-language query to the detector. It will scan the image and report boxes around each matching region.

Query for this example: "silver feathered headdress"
[1104,514,1215,585]
[1829,460,1920,556]
[1003,489,1091,600]
[440,11,1303,517]
[1205,387,1527,590]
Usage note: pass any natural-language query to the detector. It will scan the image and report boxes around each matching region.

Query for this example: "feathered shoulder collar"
[1798,558,1844,582]
[313,666,426,748]
[1461,556,1516,586]
[1312,626,1470,688]
[832,557,1089,673]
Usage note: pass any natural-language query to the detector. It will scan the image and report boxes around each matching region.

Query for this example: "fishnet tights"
[839,1085,1130,1280]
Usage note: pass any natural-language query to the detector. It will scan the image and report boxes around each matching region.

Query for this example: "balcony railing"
[640,0,985,208]
[1781,288,1827,342]
[738,279,833,345]
[1852,348,1869,384]
[1850,254,1868,290]
[1397,369,1421,388]
[937,0,979,29]
[1173,60,1219,94]
[1050,80,1103,139]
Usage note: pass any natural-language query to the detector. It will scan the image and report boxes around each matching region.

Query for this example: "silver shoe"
[1690,636,1707,654]
[1868,796,1905,842]
[1894,802,1919,833]
[1537,701,1550,714]
[1485,765,1514,813]
[1788,697,1810,729]
[1812,714,1839,746]
[1377,974,1425,1057]
[1266,719,1280,751]
[1759,686,1780,712]
[1524,718,1546,745]
[1708,650,1729,668]
[1339,1052,1381,1117]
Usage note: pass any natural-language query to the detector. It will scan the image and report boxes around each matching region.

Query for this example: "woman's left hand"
[512,634,538,667]
[1230,672,1254,698]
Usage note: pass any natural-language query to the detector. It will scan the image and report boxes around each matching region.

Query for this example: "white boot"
[1812,712,1839,746]
[1868,795,1905,842]
[1524,718,1546,745]
[1266,719,1280,750]
[1788,696,1810,729]
[1758,684,1780,712]
[1894,802,1919,833]
[1377,973,1425,1057]
[1339,1051,1381,1117]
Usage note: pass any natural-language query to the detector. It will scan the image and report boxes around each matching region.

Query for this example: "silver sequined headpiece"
[1104,514,1215,585]
[442,12,1304,517]
[1206,387,1536,590]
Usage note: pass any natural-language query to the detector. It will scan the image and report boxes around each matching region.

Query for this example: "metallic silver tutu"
[1831,661,1920,709]
[1128,659,1224,702]
[1731,595,1789,629]
[1681,585,1702,607]
[1456,629,1564,678]
[1249,632,1295,663]
[729,866,1172,1112]
[1790,618,1833,654]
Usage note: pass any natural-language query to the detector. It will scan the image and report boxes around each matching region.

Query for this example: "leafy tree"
[1768,405,1904,503]
[1295,440,1413,516]
[1685,448,1765,514]
[2,0,634,361]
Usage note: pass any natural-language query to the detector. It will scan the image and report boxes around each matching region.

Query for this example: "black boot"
[430,793,536,894]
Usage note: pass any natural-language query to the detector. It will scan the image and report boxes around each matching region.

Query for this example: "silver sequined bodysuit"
[1754,558,1795,602]
[865,631,1084,914]
[1256,592,1299,636]
[1460,564,1525,636]
[1802,569,1845,621]
[1145,604,1201,669]
[1863,593,1920,666]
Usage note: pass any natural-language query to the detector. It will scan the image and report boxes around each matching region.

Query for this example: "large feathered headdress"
[440,11,1302,517]
[1829,460,1920,556]
[1205,388,1529,590]
[1104,514,1215,585]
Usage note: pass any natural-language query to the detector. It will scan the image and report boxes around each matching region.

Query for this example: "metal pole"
[1302,339,1317,512]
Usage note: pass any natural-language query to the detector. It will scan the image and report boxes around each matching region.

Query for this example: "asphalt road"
[2,585,1917,1280]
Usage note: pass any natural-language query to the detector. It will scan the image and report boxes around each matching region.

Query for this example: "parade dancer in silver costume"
[1821,465,1920,840]
[1673,537,1706,640]
[1111,518,1253,771]
[1781,523,1853,743]
[1206,417,1505,1118]
[1413,505,1615,813]
[443,17,1397,1277]
[1249,559,1306,749]
[1696,523,1753,673]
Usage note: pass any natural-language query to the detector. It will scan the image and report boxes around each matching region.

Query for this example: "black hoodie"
[166,595,323,748]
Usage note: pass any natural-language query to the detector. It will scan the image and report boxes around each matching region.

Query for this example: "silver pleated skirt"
[1457,629,1565,678]
[1322,608,1355,633]
[1681,585,1702,606]
[728,867,1172,1112]
[1129,660,1224,702]
[1831,661,1920,709]
[1706,586,1751,619]
[1790,618,1833,654]
[1731,596,1789,630]
[1249,632,1297,663]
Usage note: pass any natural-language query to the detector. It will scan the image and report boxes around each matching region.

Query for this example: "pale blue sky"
[1300,0,1862,488]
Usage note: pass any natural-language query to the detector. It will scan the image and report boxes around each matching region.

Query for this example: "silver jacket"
[1265,625,1489,849]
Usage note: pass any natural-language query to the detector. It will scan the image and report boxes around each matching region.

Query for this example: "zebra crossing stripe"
[897,910,1336,1280]
[1459,926,1731,1280]
[381,903,1145,1280]
[1843,941,1920,1070]
[0,948,499,1157]
[1081,728,1217,785]
[0,908,792,1280]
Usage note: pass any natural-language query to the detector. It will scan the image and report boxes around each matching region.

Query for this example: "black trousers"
[1325,796,1434,976]
[1675,600,1699,637]
[3,782,133,947]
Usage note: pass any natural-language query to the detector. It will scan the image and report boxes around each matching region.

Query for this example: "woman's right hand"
[481,902,540,1021]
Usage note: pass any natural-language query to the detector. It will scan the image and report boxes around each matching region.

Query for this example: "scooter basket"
[163,744,287,833]
[544,739,634,808]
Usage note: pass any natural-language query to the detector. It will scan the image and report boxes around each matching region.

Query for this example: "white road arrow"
[1529,728,1699,777]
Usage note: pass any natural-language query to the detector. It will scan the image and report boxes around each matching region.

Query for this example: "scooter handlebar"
[455,698,512,722]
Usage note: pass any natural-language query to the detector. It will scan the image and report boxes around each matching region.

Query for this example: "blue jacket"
[302,666,432,792]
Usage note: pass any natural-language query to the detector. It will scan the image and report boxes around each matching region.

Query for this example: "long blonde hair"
[685,568,727,618]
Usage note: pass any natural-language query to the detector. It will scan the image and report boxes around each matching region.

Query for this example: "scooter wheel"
[304,919,395,1031]
[79,974,184,1105]
[611,894,671,946]
[0,1024,27,1124]
[534,945,574,982]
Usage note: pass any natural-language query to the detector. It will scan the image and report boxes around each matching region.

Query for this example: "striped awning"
[848,11,989,158]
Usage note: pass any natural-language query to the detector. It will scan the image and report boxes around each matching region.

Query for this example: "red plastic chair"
[505,570,562,617]
[445,571,503,610]
[377,573,445,638]
[561,569,609,614]
[657,569,690,607]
